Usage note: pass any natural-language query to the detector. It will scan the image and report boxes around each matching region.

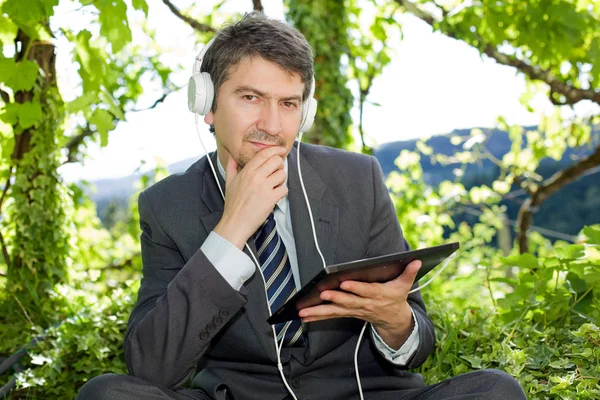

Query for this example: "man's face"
[205,56,305,168]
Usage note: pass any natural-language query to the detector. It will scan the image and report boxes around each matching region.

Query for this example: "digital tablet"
[267,242,460,324]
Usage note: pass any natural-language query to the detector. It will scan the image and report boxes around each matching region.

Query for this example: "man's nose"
[256,102,282,136]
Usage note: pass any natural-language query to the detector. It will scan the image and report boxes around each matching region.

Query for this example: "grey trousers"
[75,369,527,400]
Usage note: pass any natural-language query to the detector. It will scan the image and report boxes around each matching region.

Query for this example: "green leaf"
[554,244,585,260]
[0,58,38,91]
[1,136,15,161]
[0,57,16,85]
[2,0,45,24]
[548,358,576,369]
[99,90,125,120]
[500,253,539,270]
[460,355,484,368]
[565,271,587,293]
[132,0,148,16]
[0,102,19,125]
[370,23,387,41]
[18,101,42,129]
[12,60,39,91]
[583,226,600,245]
[89,109,114,146]
[67,93,97,114]
[526,344,554,369]
[96,0,132,53]
[0,14,18,45]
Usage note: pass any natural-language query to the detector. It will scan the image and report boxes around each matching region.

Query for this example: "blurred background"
[0,0,599,398]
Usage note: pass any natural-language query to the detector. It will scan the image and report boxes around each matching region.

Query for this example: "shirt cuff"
[200,231,255,291]
[370,307,420,366]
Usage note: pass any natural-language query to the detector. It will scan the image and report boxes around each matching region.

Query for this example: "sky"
[54,0,597,182]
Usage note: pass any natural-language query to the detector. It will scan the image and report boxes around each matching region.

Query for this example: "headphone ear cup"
[299,97,317,133]
[188,72,214,116]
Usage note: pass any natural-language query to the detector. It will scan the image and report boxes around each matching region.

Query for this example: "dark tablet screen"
[267,242,459,324]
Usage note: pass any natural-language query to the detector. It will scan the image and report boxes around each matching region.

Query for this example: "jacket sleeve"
[123,190,248,389]
[365,156,436,369]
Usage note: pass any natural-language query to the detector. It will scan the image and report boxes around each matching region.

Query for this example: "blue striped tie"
[254,212,304,346]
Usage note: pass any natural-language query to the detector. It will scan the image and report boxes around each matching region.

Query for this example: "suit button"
[292,378,301,388]
[206,323,216,333]
[213,316,223,326]
[199,331,209,340]
[219,309,229,319]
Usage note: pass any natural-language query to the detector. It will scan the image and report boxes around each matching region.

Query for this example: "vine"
[285,0,354,148]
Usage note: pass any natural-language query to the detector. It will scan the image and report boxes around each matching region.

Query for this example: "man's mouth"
[249,141,279,149]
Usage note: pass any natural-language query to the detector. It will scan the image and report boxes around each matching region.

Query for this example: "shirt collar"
[215,152,289,214]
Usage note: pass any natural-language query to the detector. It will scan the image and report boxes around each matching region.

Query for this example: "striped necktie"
[254,212,304,346]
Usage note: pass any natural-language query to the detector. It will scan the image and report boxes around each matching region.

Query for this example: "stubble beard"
[238,130,286,167]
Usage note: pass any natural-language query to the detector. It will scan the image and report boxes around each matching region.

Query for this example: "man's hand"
[298,260,422,350]
[214,146,288,249]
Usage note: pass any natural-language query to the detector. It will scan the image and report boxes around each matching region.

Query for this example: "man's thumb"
[395,260,422,287]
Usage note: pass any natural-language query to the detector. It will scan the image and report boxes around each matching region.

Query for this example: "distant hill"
[90,126,600,238]
[374,126,598,184]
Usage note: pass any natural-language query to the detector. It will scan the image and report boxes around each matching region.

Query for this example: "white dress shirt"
[199,153,420,365]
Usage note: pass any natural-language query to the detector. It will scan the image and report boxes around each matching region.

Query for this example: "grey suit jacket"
[124,142,435,400]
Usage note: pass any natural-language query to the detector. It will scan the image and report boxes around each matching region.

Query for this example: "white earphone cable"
[295,133,328,271]
[409,252,456,294]
[355,322,368,400]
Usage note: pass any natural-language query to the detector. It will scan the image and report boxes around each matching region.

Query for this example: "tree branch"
[0,165,13,213]
[517,143,600,253]
[0,228,10,267]
[393,0,600,107]
[481,44,600,106]
[162,0,216,33]
[63,124,95,165]
[131,93,168,112]
[252,0,264,12]
[131,87,182,112]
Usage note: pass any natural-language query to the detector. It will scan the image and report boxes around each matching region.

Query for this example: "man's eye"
[283,102,298,109]
[243,95,257,101]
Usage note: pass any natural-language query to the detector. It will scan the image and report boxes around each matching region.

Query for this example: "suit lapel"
[287,144,339,362]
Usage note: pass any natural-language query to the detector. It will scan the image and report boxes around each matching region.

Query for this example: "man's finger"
[338,280,380,298]
[298,303,354,319]
[225,152,239,186]
[320,289,368,308]
[245,146,286,171]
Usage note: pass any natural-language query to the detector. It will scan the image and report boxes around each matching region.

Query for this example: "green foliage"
[0,0,174,318]
[0,0,172,396]
[11,284,137,398]
[1,178,143,397]
[286,0,354,148]
[388,148,600,399]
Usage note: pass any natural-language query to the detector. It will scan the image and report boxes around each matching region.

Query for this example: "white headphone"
[187,38,318,133]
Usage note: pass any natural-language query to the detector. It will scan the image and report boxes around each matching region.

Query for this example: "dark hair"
[201,12,314,113]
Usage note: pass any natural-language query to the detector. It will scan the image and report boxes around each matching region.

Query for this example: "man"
[77,13,526,400]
